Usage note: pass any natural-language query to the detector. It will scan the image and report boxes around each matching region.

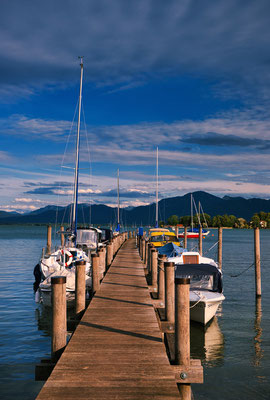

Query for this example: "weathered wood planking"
[37,239,180,399]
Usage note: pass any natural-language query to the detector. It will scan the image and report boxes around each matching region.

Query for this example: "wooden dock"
[37,239,180,399]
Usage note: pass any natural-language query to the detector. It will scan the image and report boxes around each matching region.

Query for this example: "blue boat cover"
[158,242,184,258]
[138,227,144,236]
[188,228,208,233]
[175,263,222,293]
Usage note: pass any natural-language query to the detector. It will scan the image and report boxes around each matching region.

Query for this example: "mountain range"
[1,191,270,225]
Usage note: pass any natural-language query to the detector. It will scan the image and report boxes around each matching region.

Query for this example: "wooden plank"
[37,239,180,399]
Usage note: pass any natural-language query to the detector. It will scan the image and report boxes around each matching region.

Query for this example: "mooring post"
[158,254,167,305]
[184,226,188,249]
[101,247,106,276]
[141,239,146,262]
[175,225,179,238]
[218,227,223,270]
[51,276,67,362]
[199,226,203,256]
[164,261,175,324]
[60,225,65,247]
[92,253,100,293]
[46,225,52,255]
[148,244,154,273]
[175,277,191,400]
[151,249,158,291]
[106,241,113,268]
[75,260,86,316]
[144,240,149,265]
[254,227,262,297]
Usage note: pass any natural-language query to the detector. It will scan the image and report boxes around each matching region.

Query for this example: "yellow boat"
[149,230,180,248]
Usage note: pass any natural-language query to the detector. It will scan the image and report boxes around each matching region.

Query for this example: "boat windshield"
[189,275,214,291]
[164,235,179,243]
[150,235,164,242]
[76,229,98,249]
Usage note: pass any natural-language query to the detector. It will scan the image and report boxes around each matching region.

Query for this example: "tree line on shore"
[162,211,270,228]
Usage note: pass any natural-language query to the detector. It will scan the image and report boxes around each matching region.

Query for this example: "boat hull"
[190,292,225,325]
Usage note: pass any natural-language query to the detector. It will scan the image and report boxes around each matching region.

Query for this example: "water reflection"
[254,297,263,367]
[191,317,224,366]
[35,306,52,336]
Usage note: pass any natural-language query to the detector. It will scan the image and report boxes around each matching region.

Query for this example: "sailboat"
[179,194,210,238]
[34,58,92,306]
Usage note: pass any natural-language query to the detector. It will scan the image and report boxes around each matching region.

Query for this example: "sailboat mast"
[155,147,158,228]
[72,57,83,236]
[115,169,120,232]
[191,193,193,231]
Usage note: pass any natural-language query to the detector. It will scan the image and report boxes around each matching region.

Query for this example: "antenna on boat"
[71,56,84,242]
[155,147,159,228]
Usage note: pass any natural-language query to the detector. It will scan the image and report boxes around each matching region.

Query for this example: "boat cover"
[188,228,208,233]
[175,263,223,293]
[158,242,184,258]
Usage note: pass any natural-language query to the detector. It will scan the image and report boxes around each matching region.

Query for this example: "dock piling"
[184,227,187,249]
[92,253,100,294]
[199,226,202,255]
[51,276,67,362]
[254,227,262,297]
[158,254,167,305]
[164,261,175,324]
[151,249,158,291]
[75,260,86,316]
[60,225,65,247]
[218,227,223,270]
[46,225,52,255]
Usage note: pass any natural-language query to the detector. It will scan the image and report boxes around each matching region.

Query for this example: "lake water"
[0,226,269,399]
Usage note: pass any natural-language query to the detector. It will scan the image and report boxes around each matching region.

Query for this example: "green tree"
[167,215,179,226]
[251,213,260,228]
[179,215,191,226]
[212,215,222,227]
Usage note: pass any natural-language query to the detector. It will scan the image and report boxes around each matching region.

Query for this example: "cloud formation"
[1,0,270,102]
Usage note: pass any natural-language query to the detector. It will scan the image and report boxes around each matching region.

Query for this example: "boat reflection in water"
[254,297,263,368]
[191,316,224,367]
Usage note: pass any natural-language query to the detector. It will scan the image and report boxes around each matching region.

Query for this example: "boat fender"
[35,289,41,303]
[33,263,42,292]
[61,249,73,267]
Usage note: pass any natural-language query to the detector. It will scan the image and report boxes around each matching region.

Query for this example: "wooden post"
[199,226,202,256]
[151,249,158,291]
[106,242,113,268]
[75,260,86,316]
[98,248,105,279]
[164,261,175,323]
[141,239,146,262]
[184,226,188,249]
[175,225,178,238]
[46,225,52,254]
[144,241,149,265]
[254,228,262,297]
[60,226,65,247]
[218,227,223,270]
[51,276,67,362]
[175,277,191,400]
[92,254,100,293]
[148,244,154,273]
[158,254,167,305]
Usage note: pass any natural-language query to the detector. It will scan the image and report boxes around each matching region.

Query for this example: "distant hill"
[1,191,270,225]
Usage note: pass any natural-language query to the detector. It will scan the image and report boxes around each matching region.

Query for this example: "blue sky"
[1,0,270,213]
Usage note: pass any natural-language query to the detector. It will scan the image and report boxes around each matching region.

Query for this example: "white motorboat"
[34,58,93,305]
[159,245,225,325]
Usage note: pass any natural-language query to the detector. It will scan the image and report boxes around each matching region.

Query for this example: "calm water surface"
[0,226,269,399]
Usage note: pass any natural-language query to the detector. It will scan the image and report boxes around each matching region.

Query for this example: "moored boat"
[34,58,93,306]
[159,243,225,325]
